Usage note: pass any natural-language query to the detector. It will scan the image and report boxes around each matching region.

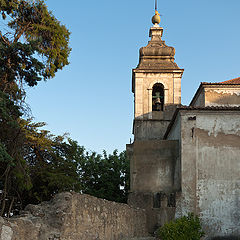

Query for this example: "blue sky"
[26,0,240,153]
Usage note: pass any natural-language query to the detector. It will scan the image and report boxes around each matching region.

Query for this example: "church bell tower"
[132,9,184,140]
[127,5,184,233]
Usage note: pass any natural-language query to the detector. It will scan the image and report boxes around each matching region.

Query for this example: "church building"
[126,8,240,239]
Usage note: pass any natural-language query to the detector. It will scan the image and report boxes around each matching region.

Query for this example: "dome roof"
[136,27,180,70]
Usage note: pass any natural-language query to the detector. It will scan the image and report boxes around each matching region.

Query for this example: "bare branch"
[13,22,31,43]
[7,197,14,218]
[0,31,10,46]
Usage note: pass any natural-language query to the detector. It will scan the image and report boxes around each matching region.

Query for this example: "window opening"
[152,83,164,111]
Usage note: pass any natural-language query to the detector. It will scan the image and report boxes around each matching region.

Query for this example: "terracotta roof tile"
[218,77,240,84]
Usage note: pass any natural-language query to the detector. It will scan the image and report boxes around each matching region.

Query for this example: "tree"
[20,124,83,206]
[0,0,129,215]
[23,131,130,205]
[0,90,29,217]
[0,109,130,215]
[0,0,71,97]
[0,0,71,216]
[0,115,84,215]
[79,150,129,203]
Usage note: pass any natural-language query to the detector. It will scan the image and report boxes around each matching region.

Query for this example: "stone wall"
[0,192,148,240]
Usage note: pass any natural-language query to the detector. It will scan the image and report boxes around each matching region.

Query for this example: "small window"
[152,83,164,111]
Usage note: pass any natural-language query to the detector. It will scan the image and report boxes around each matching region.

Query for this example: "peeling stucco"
[167,109,240,238]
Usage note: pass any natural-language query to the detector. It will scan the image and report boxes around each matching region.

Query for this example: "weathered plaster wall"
[195,113,240,237]
[172,110,240,238]
[130,140,179,193]
[134,120,170,140]
[0,192,148,240]
[166,114,181,191]
[175,111,198,218]
[127,139,179,233]
[128,192,176,234]
[166,114,181,141]
[133,105,179,141]
[205,88,240,107]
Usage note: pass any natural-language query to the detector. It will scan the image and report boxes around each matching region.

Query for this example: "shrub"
[156,213,205,240]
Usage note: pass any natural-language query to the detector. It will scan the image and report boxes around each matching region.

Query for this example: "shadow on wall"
[135,104,181,120]
[133,104,181,141]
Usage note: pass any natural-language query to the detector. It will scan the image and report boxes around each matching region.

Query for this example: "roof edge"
[164,106,240,139]
[189,82,240,106]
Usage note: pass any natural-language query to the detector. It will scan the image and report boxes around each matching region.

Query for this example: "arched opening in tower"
[152,83,164,111]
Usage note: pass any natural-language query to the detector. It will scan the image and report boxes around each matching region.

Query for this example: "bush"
[156,213,205,240]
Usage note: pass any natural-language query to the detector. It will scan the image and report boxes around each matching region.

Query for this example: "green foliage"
[0,0,129,217]
[23,133,84,204]
[22,127,129,205]
[0,0,71,216]
[0,107,130,215]
[0,142,13,164]
[0,89,22,168]
[0,90,29,216]
[157,213,205,240]
[79,149,129,203]
[0,0,71,95]
[0,87,130,215]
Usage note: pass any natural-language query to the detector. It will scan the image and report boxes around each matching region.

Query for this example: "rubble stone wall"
[0,192,148,240]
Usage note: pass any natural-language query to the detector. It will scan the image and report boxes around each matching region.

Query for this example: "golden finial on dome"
[152,0,161,25]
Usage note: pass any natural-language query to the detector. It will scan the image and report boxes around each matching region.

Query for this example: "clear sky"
[26,0,240,153]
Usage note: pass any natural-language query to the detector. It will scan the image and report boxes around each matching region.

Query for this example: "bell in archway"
[155,97,162,111]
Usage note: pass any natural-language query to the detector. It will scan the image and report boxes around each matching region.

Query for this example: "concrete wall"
[168,110,240,238]
[0,192,148,240]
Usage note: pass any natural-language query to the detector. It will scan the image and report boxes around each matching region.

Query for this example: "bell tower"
[127,5,184,233]
[132,9,184,140]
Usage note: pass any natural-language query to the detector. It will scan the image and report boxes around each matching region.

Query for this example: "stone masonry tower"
[133,12,184,140]
[127,8,184,233]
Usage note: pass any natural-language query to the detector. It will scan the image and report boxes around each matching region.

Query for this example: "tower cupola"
[131,4,184,140]
[137,10,179,71]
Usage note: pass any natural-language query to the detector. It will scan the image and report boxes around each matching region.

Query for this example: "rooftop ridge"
[219,77,240,84]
